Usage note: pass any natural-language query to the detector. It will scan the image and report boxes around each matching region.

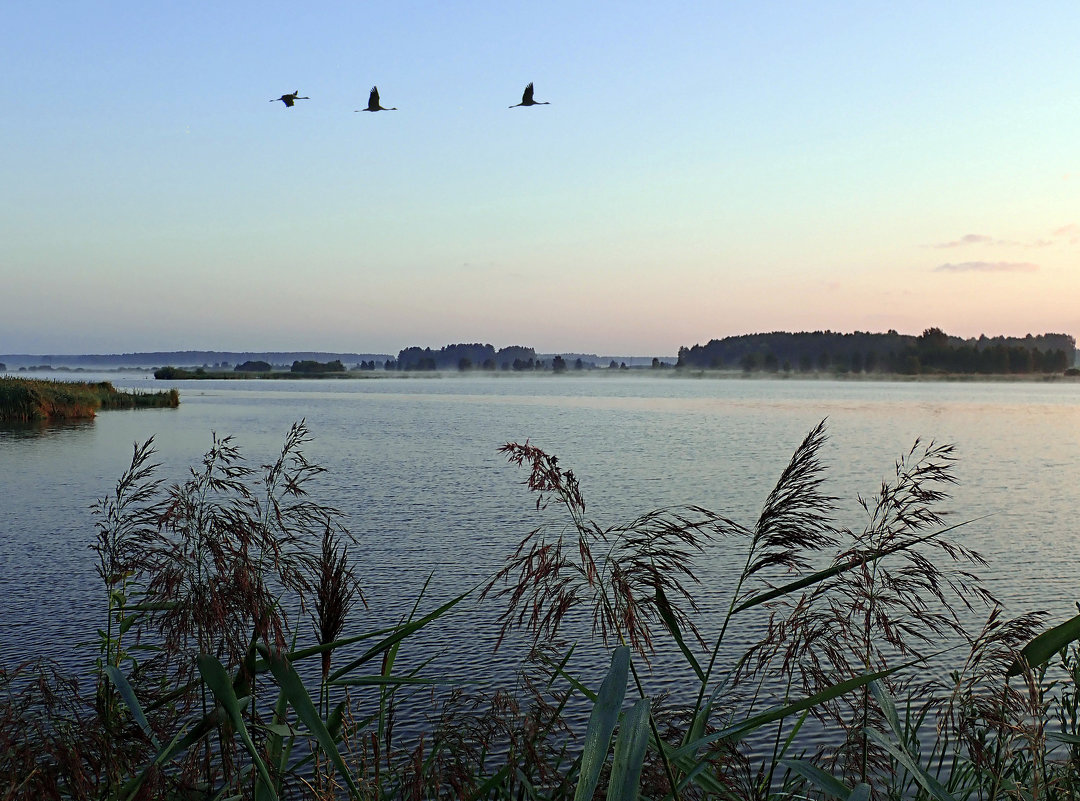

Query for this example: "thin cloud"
[930,232,1054,249]
[934,261,1039,273]
[1053,223,1079,243]
[933,234,992,249]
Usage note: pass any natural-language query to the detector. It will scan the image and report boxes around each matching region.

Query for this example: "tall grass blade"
[328,588,471,682]
[104,665,160,748]
[779,758,853,799]
[255,686,293,801]
[121,718,219,801]
[606,697,651,801]
[330,675,439,687]
[266,648,362,798]
[734,519,979,614]
[656,583,705,682]
[1006,612,1080,676]
[866,729,958,801]
[196,654,276,798]
[575,645,631,801]
[672,657,923,759]
[465,765,512,800]
[870,680,902,740]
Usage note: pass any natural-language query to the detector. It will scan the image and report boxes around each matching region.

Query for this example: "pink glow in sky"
[2,2,1077,355]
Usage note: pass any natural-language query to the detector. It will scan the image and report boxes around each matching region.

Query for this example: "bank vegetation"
[2,422,1078,799]
[0,377,179,422]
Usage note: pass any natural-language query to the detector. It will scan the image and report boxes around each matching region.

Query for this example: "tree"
[552,355,567,373]
[234,360,272,373]
[919,327,949,350]
[900,354,921,374]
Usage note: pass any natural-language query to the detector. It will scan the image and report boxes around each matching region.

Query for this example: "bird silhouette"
[509,82,549,108]
[271,90,309,107]
[356,86,396,112]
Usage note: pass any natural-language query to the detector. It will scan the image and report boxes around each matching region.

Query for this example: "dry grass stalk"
[483,440,744,658]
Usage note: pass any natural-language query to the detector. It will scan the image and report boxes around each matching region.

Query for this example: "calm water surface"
[2,373,1078,738]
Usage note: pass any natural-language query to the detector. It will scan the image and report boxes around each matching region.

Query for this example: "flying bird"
[356,86,396,112]
[509,82,549,108]
[271,91,309,107]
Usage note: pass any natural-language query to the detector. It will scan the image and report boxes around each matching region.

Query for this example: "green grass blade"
[255,686,292,801]
[120,716,217,800]
[775,709,809,762]
[867,729,958,801]
[1006,612,1080,676]
[734,520,980,614]
[778,758,852,799]
[267,648,362,798]
[870,680,902,740]
[606,697,651,801]
[279,624,404,664]
[465,765,512,800]
[549,661,598,703]
[574,645,630,801]
[655,583,705,682]
[672,657,924,760]
[847,783,872,801]
[546,644,577,689]
[327,700,347,741]
[329,675,440,687]
[328,588,471,682]
[104,665,160,748]
[196,654,276,799]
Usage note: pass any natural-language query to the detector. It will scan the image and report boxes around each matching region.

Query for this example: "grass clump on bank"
[0,377,179,422]
[2,421,1079,799]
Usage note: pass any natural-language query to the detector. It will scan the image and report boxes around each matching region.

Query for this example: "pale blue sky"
[2,1,1077,355]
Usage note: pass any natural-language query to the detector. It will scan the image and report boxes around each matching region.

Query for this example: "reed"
[2,420,1079,800]
[0,377,178,422]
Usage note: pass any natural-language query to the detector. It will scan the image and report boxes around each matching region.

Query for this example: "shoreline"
[0,376,179,422]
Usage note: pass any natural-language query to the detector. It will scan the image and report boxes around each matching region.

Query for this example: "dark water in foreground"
[1,372,1078,750]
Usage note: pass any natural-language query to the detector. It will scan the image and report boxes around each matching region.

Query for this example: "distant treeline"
[0,351,392,370]
[677,329,1077,374]
[156,360,349,379]
[392,345,654,371]
[396,344,541,371]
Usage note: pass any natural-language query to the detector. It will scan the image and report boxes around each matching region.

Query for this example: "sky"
[2,1,1078,356]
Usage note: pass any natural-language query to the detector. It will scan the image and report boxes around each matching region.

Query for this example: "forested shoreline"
[677,328,1076,375]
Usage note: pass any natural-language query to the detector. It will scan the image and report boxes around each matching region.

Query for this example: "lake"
[1,372,1078,742]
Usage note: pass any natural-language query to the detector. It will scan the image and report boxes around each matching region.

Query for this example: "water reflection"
[0,417,96,441]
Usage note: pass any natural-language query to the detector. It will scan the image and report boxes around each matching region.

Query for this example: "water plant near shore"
[0,376,178,422]
[2,421,1079,799]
